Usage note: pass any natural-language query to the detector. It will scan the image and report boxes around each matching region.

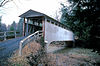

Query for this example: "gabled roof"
[19,9,45,18]
[19,9,67,28]
[19,9,60,23]
[19,9,71,30]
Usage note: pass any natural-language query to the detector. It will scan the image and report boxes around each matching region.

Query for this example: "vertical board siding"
[44,21,74,44]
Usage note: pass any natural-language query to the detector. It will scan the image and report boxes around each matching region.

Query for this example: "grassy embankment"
[1,38,100,66]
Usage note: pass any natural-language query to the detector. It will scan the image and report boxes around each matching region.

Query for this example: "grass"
[54,47,100,57]
[54,48,73,54]
[10,46,100,66]
[8,41,43,66]
[54,47,100,65]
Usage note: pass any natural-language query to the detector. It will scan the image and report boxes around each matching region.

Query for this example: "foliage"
[26,37,47,65]
[9,21,16,31]
[0,16,7,32]
[17,18,24,35]
[39,37,46,48]
[60,0,100,48]
[9,26,14,31]
[0,23,7,32]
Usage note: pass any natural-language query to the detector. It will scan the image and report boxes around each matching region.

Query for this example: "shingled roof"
[19,9,45,18]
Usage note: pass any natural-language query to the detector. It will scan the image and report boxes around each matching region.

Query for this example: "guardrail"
[0,31,20,41]
[19,30,43,56]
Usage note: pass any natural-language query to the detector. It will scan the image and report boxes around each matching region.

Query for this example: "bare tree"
[55,10,60,21]
[0,0,13,7]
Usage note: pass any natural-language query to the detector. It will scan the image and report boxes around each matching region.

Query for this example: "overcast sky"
[0,0,67,25]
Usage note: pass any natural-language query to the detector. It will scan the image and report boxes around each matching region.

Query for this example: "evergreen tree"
[0,16,2,32]
[0,16,7,32]
[10,21,16,31]
[17,18,24,35]
[61,0,100,50]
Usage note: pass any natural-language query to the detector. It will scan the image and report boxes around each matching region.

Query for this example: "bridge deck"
[0,37,25,59]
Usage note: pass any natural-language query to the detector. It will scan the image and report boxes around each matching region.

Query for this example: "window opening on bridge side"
[62,26,64,29]
[58,24,61,27]
[28,19,33,24]
[64,27,66,29]
[62,25,66,29]
[59,24,62,27]
[40,22,42,27]
[61,25,63,28]
[51,21,54,24]
[47,20,50,22]
[55,23,58,26]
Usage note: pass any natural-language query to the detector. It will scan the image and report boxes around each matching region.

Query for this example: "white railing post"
[19,41,23,56]
[4,32,6,41]
[19,31,43,56]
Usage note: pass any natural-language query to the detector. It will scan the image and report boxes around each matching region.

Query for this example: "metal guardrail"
[0,31,20,41]
[19,30,43,56]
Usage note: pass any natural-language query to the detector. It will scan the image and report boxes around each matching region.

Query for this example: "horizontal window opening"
[51,22,54,24]
[47,20,50,22]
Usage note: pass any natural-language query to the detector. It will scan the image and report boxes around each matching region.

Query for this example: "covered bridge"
[19,9,74,45]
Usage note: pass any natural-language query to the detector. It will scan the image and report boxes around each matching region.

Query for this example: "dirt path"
[0,37,25,59]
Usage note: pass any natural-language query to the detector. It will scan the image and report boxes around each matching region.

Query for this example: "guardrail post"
[19,41,23,56]
[15,31,16,38]
[4,32,6,41]
[34,35,36,41]
[37,32,39,39]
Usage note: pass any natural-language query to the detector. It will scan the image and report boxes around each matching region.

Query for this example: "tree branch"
[0,0,13,7]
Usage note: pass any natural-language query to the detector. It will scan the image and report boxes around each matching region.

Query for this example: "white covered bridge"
[19,9,74,55]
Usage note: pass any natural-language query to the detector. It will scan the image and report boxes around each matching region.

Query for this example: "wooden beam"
[25,18,29,36]
[42,17,45,37]
[29,25,32,34]
[23,17,25,36]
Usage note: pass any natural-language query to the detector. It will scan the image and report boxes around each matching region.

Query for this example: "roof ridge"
[28,9,44,15]
[19,9,44,17]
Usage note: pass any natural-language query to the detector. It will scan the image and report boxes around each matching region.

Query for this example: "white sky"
[0,0,67,25]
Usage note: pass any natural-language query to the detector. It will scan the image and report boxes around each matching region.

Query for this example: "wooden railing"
[19,30,43,56]
[0,31,21,41]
